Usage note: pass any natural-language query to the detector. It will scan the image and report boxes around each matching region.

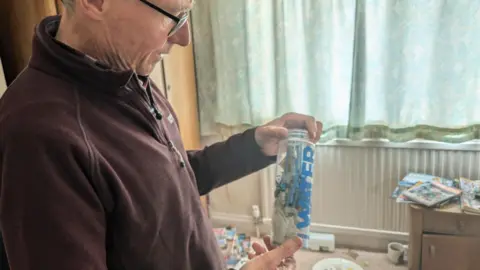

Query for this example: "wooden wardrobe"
[0,0,209,215]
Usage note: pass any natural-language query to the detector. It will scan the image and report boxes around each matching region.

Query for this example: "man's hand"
[255,113,323,156]
[241,236,301,270]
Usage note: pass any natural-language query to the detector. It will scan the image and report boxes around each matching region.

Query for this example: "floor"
[295,248,408,270]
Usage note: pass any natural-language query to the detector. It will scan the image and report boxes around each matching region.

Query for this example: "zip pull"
[154,109,163,120]
[144,79,163,120]
[148,107,163,120]
[168,140,186,168]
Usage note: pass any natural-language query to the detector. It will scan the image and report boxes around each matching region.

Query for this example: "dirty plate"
[312,258,364,270]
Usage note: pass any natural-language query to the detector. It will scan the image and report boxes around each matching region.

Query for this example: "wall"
[209,141,480,250]
[208,169,263,216]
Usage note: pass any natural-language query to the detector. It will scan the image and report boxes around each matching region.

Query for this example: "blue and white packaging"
[272,129,315,249]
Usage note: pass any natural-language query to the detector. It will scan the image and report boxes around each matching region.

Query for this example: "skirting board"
[209,211,409,252]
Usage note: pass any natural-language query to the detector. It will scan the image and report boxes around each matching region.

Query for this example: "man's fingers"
[284,256,297,270]
[282,113,320,140]
[273,237,302,257]
[305,117,318,140]
[313,121,323,142]
[261,237,302,268]
[263,235,275,251]
[252,242,267,255]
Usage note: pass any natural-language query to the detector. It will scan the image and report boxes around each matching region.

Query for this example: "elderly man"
[0,0,322,269]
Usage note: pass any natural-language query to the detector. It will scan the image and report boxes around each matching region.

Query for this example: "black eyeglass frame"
[139,0,189,37]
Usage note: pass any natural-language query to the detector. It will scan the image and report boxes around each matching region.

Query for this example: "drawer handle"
[429,245,436,257]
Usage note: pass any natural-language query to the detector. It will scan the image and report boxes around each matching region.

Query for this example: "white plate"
[312,258,364,270]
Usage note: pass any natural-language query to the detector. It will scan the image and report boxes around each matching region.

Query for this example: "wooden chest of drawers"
[408,204,480,270]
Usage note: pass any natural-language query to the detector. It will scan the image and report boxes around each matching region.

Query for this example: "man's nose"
[168,20,191,47]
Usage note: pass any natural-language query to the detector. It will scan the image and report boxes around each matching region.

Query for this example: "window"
[192,0,480,143]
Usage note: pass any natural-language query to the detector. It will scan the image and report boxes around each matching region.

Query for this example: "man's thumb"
[262,237,302,267]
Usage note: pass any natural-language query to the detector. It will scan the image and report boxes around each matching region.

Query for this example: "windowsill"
[318,138,480,151]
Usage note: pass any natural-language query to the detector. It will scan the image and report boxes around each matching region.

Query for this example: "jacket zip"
[131,80,185,168]
[129,85,166,144]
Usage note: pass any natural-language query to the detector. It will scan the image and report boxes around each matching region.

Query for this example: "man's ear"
[76,0,106,20]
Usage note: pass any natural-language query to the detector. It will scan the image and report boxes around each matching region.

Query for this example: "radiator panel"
[309,146,480,232]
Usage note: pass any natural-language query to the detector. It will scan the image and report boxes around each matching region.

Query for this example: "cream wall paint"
[209,171,262,216]
[200,132,267,216]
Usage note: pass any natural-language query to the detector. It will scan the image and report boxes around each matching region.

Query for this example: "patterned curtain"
[191,0,480,143]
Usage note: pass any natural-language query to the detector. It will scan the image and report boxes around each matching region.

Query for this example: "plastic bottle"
[272,129,315,249]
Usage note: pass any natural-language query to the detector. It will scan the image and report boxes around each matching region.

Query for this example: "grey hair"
[62,0,75,13]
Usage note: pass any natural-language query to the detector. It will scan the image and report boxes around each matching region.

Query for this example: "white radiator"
[209,141,480,250]
[257,142,480,249]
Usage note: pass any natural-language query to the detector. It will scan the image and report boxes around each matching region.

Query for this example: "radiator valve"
[252,205,262,224]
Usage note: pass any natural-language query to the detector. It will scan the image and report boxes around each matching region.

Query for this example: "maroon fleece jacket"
[0,15,273,270]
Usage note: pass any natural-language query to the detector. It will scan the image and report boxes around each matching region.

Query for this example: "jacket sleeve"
[187,128,275,196]
[0,126,107,270]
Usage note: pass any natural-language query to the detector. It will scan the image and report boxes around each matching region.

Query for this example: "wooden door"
[421,234,480,270]
[158,41,209,217]
[0,0,58,85]
[0,58,7,97]
[162,45,201,154]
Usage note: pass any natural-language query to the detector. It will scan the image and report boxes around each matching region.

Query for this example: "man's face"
[92,0,193,75]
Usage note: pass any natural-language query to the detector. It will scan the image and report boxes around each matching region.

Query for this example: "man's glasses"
[139,0,189,37]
